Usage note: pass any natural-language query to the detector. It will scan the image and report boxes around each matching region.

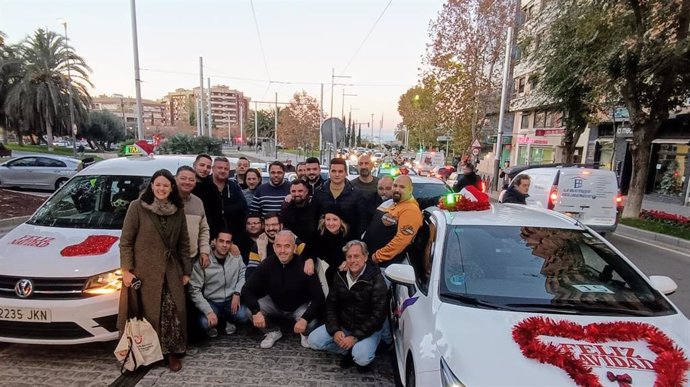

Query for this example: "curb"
[613,224,690,252]
[0,215,29,237]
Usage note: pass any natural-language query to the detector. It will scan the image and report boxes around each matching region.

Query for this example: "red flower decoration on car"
[60,235,120,257]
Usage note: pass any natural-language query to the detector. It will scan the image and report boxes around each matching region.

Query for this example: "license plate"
[565,212,581,219]
[0,307,51,322]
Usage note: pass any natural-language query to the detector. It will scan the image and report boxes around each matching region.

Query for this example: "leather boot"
[167,353,182,372]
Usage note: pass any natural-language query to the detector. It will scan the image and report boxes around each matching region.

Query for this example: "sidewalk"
[640,194,690,217]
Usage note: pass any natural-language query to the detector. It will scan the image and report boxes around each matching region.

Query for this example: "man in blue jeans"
[308,240,389,372]
[189,229,250,338]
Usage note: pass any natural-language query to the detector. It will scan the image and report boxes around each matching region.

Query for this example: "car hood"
[431,303,690,387]
[0,223,120,277]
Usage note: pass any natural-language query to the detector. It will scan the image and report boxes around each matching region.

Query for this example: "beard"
[392,193,402,203]
[360,168,370,177]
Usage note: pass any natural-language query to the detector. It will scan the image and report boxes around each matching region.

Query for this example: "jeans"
[308,324,382,366]
[257,296,319,334]
[198,299,250,331]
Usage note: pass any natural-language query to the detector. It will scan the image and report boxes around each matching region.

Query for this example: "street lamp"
[341,89,357,119]
[58,19,77,158]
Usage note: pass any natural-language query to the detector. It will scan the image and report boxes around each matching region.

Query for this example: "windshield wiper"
[505,303,653,317]
[440,293,529,312]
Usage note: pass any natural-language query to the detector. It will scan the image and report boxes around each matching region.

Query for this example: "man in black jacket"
[313,158,367,237]
[241,231,324,349]
[193,156,247,239]
[305,157,325,195]
[308,240,388,371]
[453,163,481,192]
[281,179,321,247]
[501,173,530,204]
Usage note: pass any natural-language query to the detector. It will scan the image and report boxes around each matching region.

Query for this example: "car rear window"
[28,175,149,229]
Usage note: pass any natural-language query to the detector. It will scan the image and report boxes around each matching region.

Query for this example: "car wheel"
[55,178,68,190]
[405,354,416,387]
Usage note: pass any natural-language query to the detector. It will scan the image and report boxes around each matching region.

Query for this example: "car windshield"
[27,175,148,230]
[413,182,451,198]
[440,225,675,316]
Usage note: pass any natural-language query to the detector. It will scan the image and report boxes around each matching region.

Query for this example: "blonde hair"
[318,213,349,236]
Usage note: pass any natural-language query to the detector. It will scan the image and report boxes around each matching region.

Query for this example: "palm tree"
[5,29,92,150]
[0,31,25,145]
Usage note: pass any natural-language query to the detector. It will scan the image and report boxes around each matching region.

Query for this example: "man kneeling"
[308,240,388,371]
[241,230,324,349]
[189,229,249,338]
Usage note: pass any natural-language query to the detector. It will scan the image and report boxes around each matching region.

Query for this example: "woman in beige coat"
[118,169,191,372]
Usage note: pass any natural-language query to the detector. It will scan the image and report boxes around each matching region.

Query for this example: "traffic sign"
[437,135,452,142]
[471,139,481,148]
[471,148,480,156]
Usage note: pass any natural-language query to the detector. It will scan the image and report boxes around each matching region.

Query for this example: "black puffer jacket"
[313,179,367,237]
[501,186,528,204]
[325,264,389,340]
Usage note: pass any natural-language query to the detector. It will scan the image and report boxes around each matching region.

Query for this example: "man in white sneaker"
[189,229,250,338]
[241,231,324,349]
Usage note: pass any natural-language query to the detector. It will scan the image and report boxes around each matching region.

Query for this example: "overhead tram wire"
[340,0,394,75]
[249,0,273,99]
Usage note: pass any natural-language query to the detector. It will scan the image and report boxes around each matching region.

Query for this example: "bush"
[639,209,690,228]
[158,134,223,156]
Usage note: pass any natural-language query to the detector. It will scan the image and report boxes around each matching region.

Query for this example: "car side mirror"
[649,275,677,295]
[385,264,416,286]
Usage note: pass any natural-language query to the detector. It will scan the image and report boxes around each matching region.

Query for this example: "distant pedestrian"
[453,163,482,192]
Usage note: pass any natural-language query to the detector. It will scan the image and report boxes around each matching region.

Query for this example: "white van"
[0,155,195,344]
[510,166,622,233]
[413,151,445,176]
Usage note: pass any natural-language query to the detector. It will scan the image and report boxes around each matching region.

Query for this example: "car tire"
[405,354,416,387]
[55,178,68,190]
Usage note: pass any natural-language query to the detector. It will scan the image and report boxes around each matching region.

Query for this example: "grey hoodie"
[189,250,246,315]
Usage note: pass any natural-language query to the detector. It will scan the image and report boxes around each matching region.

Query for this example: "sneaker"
[300,334,310,349]
[357,364,371,373]
[207,328,218,338]
[260,330,283,349]
[225,322,237,335]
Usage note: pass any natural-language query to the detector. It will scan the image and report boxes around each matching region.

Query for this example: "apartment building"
[91,95,166,130]
[508,0,590,166]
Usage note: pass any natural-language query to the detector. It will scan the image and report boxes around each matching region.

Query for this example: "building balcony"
[509,92,549,112]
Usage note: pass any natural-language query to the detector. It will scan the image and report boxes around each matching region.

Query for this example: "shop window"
[530,147,554,165]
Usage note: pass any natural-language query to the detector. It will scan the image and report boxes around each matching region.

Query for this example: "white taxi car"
[385,198,690,386]
[0,155,194,344]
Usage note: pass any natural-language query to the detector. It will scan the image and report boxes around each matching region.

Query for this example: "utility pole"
[254,101,258,152]
[341,89,357,121]
[59,20,76,156]
[319,83,324,152]
[207,78,212,137]
[378,112,383,148]
[370,113,374,147]
[129,0,145,140]
[227,111,232,145]
[331,68,351,153]
[239,103,244,147]
[493,27,513,191]
[196,98,201,136]
[199,57,205,137]
[274,92,278,159]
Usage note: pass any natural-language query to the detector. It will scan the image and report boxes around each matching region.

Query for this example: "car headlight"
[83,269,123,295]
[440,357,466,387]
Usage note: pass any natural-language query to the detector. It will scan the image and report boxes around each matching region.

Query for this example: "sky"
[0,0,445,141]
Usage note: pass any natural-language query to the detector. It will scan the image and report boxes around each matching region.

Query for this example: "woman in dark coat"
[118,169,191,372]
[304,207,353,287]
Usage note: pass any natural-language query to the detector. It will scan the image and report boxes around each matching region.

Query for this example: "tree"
[425,0,516,154]
[397,78,440,149]
[0,34,25,145]
[5,29,92,150]
[81,110,126,150]
[548,0,690,218]
[245,108,275,143]
[277,91,321,149]
[529,1,604,163]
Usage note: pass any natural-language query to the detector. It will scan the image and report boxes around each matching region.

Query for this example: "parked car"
[503,165,622,233]
[386,201,688,387]
[0,155,83,190]
[0,155,195,344]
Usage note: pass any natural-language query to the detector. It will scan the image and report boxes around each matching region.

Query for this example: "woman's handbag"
[114,284,163,372]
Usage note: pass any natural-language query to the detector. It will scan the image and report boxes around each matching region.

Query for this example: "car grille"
[0,275,88,299]
[0,320,93,340]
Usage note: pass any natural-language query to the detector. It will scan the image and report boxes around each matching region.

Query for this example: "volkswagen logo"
[14,279,34,298]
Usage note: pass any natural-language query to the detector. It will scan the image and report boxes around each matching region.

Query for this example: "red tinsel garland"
[60,235,120,257]
[512,316,690,387]
[438,195,491,212]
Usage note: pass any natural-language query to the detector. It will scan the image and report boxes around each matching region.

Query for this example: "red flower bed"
[639,210,690,228]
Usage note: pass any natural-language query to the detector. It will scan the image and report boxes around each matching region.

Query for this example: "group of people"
[117,152,425,373]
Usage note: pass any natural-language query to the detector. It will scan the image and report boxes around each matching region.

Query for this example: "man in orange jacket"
[362,175,423,268]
